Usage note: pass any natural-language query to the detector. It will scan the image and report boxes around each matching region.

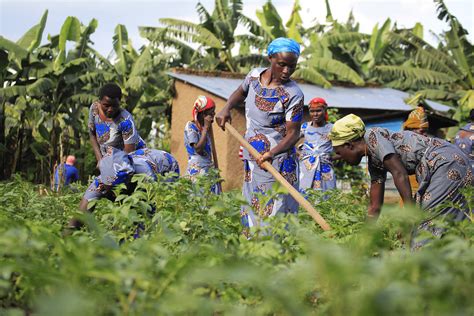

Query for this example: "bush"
[0,175,472,315]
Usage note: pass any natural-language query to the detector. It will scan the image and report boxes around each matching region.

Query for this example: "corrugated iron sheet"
[168,72,452,113]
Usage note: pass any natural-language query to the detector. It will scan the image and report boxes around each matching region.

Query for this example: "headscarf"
[98,149,135,186]
[66,155,76,165]
[192,95,215,131]
[267,37,300,57]
[309,97,329,121]
[403,106,429,130]
[328,114,366,147]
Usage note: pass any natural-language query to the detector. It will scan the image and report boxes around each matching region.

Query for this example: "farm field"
[0,176,472,315]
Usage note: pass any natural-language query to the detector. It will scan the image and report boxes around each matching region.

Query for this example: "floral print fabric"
[183,121,220,194]
[299,122,336,193]
[239,68,304,231]
[364,128,473,247]
[88,101,146,156]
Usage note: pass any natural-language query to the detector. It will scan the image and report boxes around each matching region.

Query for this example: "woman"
[88,83,146,164]
[216,37,304,231]
[299,97,336,194]
[184,95,220,193]
[402,105,429,136]
[129,148,180,180]
[329,114,473,248]
[401,106,430,198]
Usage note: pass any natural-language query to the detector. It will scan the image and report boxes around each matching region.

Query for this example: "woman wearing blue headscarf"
[216,37,304,235]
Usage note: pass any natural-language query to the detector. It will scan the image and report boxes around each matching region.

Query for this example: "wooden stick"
[224,122,331,231]
[208,124,222,192]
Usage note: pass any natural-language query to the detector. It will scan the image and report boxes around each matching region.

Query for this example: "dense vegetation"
[0,176,472,315]
[1,0,472,184]
[1,2,472,313]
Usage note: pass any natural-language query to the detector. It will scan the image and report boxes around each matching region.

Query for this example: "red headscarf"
[192,95,216,130]
[309,97,329,122]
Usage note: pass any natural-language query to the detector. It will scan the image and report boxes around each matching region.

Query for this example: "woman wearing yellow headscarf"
[329,114,472,249]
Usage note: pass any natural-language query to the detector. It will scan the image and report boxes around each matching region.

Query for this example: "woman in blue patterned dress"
[299,97,336,194]
[216,38,304,231]
[88,83,146,166]
[184,95,220,194]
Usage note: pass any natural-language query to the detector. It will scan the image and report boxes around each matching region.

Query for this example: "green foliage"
[0,176,473,315]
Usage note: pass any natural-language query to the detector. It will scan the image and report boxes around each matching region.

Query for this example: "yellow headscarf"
[403,106,429,130]
[329,114,366,147]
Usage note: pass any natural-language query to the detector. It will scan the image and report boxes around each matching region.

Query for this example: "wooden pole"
[224,122,331,231]
[208,124,222,192]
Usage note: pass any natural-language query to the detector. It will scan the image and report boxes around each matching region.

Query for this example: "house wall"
[170,81,246,191]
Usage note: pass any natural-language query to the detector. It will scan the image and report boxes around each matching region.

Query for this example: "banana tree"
[140,0,258,72]
[0,10,50,180]
[107,24,172,137]
[373,0,473,130]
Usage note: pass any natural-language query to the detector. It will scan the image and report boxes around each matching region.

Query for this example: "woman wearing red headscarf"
[298,97,336,193]
[184,95,220,193]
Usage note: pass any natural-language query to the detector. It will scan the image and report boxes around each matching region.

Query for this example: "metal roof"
[168,72,452,113]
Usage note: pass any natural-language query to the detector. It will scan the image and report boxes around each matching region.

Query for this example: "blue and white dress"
[299,122,336,193]
[239,68,304,231]
[184,121,220,193]
[129,148,180,180]
[88,101,146,156]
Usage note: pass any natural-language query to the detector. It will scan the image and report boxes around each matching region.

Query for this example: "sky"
[0,0,472,57]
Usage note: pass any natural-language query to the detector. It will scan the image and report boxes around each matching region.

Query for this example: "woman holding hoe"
[216,37,304,232]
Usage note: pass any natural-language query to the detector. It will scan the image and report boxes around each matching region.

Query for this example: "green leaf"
[159,18,223,49]
[256,1,286,39]
[412,22,423,39]
[285,0,303,43]
[16,10,48,52]
[0,36,29,65]
[305,57,365,86]
[37,124,50,141]
[55,16,81,68]
[293,68,331,88]
[113,24,129,76]
[26,78,55,96]
[72,18,98,59]
[374,65,457,85]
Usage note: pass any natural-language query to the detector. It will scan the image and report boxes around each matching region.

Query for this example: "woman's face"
[309,105,326,124]
[269,52,298,83]
[334,143,363,165]
[203,107,215,118]
[100,96,121,119]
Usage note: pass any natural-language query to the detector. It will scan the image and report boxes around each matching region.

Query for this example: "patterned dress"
[299,122,336,193]
[184,121,220,193]
[129,148,180,180]
[84,149,179,201]
[240,68,304,230]
[88,101,146,156]
[454,123,474,171]
[365,128,473,247]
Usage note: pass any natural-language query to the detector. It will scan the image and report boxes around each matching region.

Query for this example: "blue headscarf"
[267,37,300,57]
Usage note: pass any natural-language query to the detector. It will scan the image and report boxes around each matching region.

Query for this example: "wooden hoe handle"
[224,122,331,231]
[208,125,222,192]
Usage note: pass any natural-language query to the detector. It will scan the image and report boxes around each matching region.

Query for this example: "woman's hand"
[215,108,231,131]
[256,151,274,169]
[203,114,214,130]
